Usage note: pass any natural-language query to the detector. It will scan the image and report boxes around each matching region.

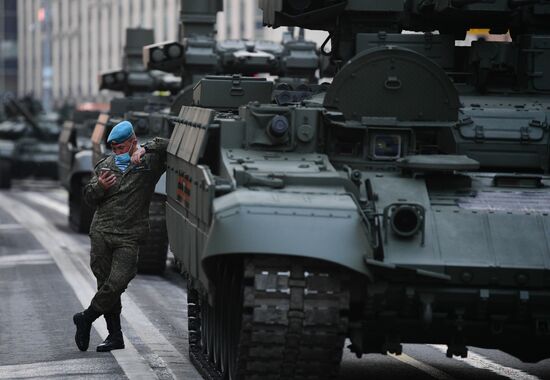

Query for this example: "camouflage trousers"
[89,231,139,314]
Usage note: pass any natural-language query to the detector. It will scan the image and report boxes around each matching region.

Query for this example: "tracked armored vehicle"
[0,96,60,189]
[165,0,550,378]
[138,0,321,278]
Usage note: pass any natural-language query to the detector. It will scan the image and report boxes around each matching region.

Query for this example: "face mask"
[114,141,134,166]
[115,152,131,165]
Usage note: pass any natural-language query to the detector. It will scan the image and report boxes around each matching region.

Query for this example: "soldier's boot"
[73,306,101,351]
[96,313,125,352]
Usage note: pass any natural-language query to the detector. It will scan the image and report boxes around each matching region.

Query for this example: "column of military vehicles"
[59,0,323,277]
[58,27,180,274]
[55,0,550,378]
[160,0,550,379]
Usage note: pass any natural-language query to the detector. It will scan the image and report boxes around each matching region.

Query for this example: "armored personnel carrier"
[0,95,60,189]
[165,1,550,378]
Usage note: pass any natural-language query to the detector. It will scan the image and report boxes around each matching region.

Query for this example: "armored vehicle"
[165,1,550,378]
[142,0,320,115]
[59,108,103,232]
[0,96,60,189]
[136,0,321,277]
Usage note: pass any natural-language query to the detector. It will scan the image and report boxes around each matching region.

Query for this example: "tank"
[0,95,60,189]
[165,1,550,378]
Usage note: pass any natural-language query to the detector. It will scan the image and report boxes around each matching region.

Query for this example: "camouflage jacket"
[84,137,169,238]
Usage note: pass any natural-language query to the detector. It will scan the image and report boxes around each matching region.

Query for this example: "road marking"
[67,242,201,379]
[19,191,69,215]
[430,345,542,380]
[15,189,200,378]
[0,223,25,230]
[0,193,157,380]
[0,250,54,267]
[389,352,457,380]
[0,358,116,379]
[3,192,202,380]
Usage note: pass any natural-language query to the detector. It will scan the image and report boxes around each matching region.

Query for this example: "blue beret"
[107,121,134,144]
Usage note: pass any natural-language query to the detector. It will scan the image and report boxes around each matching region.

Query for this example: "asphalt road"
[0,179,549,380]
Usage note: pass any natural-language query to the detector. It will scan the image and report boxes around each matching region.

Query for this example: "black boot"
[96,313,125,352]
[73,306,101,351]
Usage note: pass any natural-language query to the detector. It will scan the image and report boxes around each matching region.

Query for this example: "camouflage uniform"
[83,137,169,314]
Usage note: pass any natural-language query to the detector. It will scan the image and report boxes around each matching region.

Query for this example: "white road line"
[0,358,115,379]
[430,345,542,380]
[3,192,202,380]
[0,223,25,230]
[66,239,201,379]
[0,250,54,267]
[18,191,69,215]
[389,352,457,380]
[0,193,157,380]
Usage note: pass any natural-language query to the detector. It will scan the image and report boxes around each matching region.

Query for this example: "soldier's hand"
[131,147,146,164]
[98,171,117,190]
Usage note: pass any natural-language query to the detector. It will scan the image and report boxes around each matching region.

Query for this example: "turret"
[99,28,182,96]
[143,0,320,91]
[260,0,550,173]
[3,95,44,139]
[259,1,550,94]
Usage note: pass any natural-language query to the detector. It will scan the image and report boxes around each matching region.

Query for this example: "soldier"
[73,120,169,352]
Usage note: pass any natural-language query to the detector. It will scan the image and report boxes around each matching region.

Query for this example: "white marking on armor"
[0,193,157,380]
[389,352,457,380]
[19,191,69,215]
[430,345,542,380]
[0,358,113,379]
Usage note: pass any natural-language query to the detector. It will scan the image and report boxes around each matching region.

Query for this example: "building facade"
[18,0,181,107]
[17,0,326,107]
[0,0,18,97]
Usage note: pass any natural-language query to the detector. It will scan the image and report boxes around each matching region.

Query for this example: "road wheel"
[69,175,95,233]
[0,160,12,189]
[137,194,168,274]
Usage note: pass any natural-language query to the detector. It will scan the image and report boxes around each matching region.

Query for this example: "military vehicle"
[0,95,60,189]
[58,108,102,232]
[135,1,322,278]
[165,1,550,378]
[142,0,320,114]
